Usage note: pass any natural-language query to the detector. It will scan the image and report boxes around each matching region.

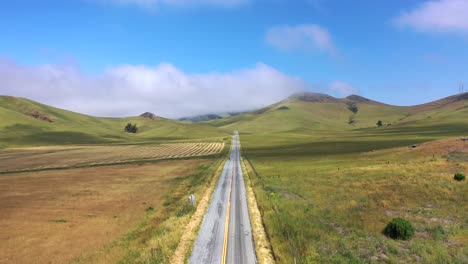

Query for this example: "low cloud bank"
[0,60,306,118]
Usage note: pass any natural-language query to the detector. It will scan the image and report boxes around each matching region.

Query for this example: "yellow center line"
[221,158,235,264]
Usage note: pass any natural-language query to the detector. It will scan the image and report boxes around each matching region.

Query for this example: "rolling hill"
[0,96,227,147]
[1,92,467,148]
[207,92,468,135]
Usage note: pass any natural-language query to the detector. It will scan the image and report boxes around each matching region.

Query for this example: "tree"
[377,120,383,127]
[124,123,138,133]
[124,123,132,132]
[131,124,138,133]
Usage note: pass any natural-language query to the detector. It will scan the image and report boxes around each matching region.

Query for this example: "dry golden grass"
[0,159,211,264]
[0,142,224,173]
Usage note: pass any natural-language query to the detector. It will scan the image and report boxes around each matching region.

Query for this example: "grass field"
[241,129,468,263]
[0,158,224,264]
[0,142,225,173]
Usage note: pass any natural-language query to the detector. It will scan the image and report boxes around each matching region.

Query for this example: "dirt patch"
[242,158,275,264]
[0,160,208,264]
[28,111,54,123]
[170,159,227,264]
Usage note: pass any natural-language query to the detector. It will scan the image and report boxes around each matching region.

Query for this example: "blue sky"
[1,0,468,117]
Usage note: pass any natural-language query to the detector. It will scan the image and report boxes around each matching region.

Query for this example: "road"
[189,132,257,264]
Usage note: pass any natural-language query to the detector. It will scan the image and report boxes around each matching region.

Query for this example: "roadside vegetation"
[105,158,225,264]
[241,131,467,263]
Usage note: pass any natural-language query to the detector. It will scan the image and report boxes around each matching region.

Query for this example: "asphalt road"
[189,132,257,264]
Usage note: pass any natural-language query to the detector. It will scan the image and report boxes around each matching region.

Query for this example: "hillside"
[0,96,227,147]
[1,93,467,147]
[207,92,468,135]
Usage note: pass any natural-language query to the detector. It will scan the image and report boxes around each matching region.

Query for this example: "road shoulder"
[241,158,275,264]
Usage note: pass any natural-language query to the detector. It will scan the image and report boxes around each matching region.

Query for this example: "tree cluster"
[124,123,138,133]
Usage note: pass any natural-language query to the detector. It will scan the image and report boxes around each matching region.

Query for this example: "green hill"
[0,96,227,147]
[1,93,467,148]
[207,92,468,136]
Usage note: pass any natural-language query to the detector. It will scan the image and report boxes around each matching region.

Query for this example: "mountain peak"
[345,95,384,105]
[289,92,340,103]
[139,112,158,120]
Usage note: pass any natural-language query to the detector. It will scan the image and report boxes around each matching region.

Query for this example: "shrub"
[124,123,138,133]
[454,172,465,181]
[383,218,415,240]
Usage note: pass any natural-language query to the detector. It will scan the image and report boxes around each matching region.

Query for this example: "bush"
[383,218,415,240]
[124,123,138,133]
[454,172,465,181]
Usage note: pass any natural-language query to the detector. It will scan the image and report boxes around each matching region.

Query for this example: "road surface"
[189,132,257,264]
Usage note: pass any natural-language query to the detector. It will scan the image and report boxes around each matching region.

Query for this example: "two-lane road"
[189,132,257,264]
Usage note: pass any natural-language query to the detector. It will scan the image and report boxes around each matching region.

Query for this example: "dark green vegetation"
[124,123,138,133]
[384,218,416,240]
[454,172,465,181]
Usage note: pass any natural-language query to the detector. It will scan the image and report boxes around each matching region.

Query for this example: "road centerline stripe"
[221,159,234,264]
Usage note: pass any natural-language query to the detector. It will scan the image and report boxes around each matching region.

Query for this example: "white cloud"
[0,59,305,118]
[101,0,249,9]
[393,0,468,34]
[329,81,358,97]
[266,24,337,56]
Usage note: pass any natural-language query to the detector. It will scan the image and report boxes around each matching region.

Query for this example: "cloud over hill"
[0,59,305,118]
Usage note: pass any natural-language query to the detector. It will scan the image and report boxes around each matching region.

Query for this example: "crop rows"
[0,142,224,173]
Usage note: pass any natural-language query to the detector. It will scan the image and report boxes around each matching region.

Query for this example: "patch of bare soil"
[28,111,54,123]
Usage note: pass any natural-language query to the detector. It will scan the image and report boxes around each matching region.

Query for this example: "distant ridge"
[289,92,385,105]
[140,112,158,120]
[289,92,340,103]
[344,95,384,105]
[179,114,223,122]
[415,92,468,108]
